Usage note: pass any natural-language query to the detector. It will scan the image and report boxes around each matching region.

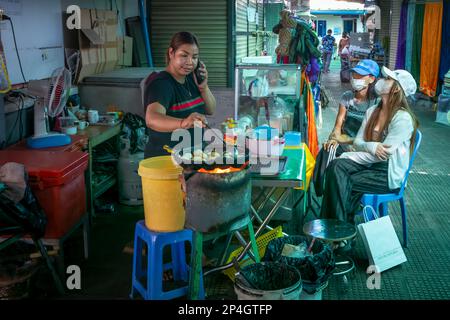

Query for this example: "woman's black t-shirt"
[144,71,206,158]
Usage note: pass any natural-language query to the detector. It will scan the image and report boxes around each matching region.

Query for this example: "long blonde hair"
[364,81,419,154]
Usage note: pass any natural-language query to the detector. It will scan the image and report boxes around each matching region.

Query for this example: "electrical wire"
[6,18,27,83]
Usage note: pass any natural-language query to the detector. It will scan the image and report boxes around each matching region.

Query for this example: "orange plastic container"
[0,151,89,238]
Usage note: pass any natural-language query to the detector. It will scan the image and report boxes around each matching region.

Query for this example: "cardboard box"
[117,36,133,67]
[63,9,119,83]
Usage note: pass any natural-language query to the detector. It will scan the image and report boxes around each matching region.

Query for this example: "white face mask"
[375,79,393,96]
[350,78,368,91]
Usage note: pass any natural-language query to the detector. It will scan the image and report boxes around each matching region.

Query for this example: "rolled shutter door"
[236,0,249,64]
[150,0,228,87]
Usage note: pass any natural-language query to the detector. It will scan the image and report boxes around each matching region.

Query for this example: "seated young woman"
[320,67,419,223]
[313,59,380,196]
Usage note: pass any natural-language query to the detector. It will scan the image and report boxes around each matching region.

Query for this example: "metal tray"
[249,156,287,176]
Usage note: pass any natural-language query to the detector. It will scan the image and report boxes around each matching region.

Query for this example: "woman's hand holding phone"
[194,61,208,90]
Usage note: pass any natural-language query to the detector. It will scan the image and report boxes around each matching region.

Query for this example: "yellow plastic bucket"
[138,156,185,232]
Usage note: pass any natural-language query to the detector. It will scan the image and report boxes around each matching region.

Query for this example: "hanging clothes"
[439,0,450,84]
[299,74,309,146]
[420,2,443,97]
[305,75,319,159]
[395,1,409,70]
[411,4,425,84]
[405,2,416,72]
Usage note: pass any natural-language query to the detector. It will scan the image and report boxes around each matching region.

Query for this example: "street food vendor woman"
[144,31,217,158]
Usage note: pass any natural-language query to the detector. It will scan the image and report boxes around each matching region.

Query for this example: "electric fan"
[27,67,72,149]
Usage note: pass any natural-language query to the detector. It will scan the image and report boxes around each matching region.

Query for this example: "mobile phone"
[194,60,205,84]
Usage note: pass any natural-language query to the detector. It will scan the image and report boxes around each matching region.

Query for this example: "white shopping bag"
[357,206,407,273]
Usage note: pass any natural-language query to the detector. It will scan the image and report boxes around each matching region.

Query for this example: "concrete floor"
[27,63,450,300]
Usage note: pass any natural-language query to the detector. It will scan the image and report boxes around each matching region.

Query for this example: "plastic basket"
[223,226,284,281]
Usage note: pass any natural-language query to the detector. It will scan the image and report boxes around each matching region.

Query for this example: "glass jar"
[237,115,255,133]
[269,110,284,135]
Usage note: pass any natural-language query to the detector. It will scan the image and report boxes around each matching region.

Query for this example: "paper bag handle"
[363,205,379,222]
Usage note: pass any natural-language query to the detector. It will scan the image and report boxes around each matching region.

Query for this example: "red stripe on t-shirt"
[170,97,205,111]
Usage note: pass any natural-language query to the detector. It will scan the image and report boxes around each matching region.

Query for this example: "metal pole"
[139,0,153,67]
[234,67,239,120]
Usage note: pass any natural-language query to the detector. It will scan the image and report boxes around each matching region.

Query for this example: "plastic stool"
[130,221,205,300]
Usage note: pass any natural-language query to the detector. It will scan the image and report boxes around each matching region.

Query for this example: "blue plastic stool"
[130,221,205,300]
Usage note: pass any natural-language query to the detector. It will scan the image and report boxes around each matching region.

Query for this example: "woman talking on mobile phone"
[143,31,216,158]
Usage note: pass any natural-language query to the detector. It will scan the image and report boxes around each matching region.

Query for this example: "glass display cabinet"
[234,64,304,137]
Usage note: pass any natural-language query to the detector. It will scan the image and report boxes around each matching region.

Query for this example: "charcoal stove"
[184,165,251,235]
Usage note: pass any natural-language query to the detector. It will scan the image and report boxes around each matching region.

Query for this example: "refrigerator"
[78,67,161,118]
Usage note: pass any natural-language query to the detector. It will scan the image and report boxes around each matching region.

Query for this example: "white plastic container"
[234,262,302,300]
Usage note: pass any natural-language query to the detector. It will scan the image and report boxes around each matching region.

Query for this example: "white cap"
[381,66,417,97]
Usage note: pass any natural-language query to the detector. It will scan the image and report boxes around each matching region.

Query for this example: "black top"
[339,90,380,138]
[144,71,206,158]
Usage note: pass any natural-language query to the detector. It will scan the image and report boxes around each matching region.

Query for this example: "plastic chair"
[360,130,422,248]
[130,221,205,300]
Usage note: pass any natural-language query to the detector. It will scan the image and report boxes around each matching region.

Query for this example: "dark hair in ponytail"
[166,32,200,65]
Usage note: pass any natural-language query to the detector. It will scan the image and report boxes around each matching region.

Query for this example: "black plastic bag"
[120,113,148,154]
[0,177,47,239]
[263,236,335,285]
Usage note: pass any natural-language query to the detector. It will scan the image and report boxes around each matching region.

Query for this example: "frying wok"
[164,144,250,171]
